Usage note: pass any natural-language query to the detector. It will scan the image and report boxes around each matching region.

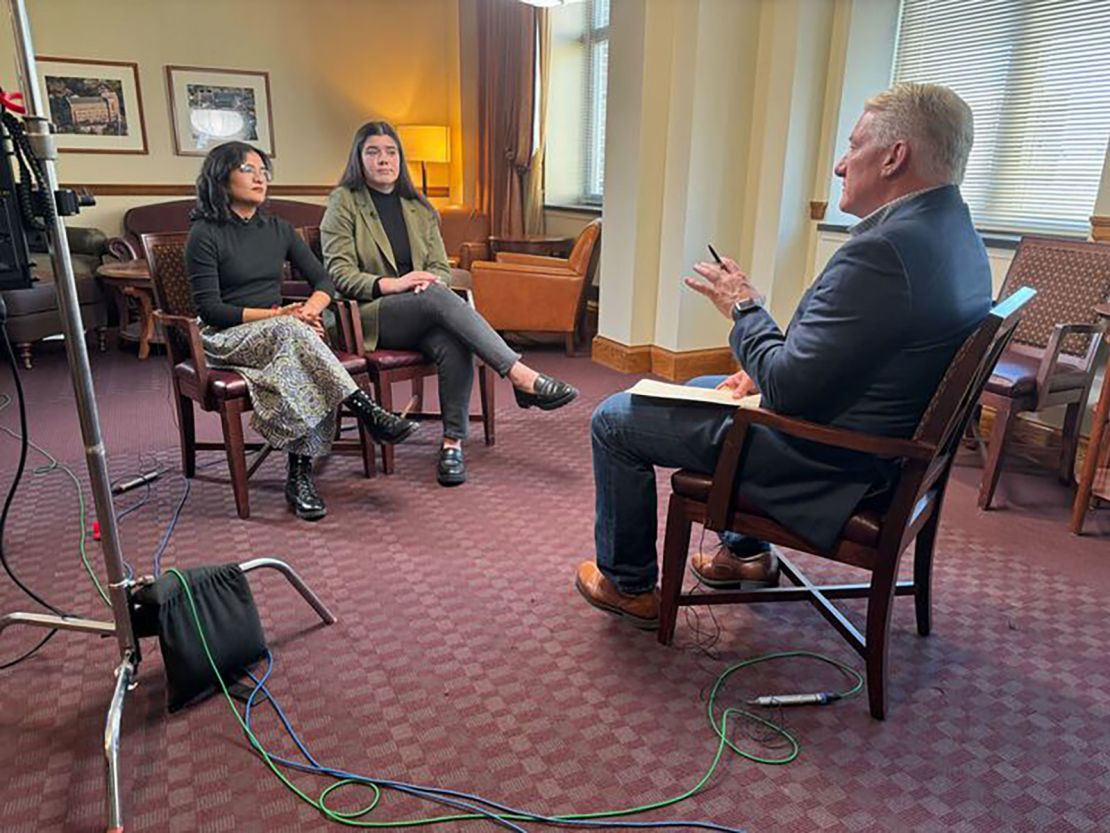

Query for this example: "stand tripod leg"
[104,653,135,833]
[239,557,337,624]
[0,611,115,637]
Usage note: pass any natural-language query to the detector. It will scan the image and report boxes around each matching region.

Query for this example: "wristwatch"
[731,296,763,320]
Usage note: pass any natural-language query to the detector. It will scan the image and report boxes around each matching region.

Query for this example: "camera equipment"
[0,88,94,292]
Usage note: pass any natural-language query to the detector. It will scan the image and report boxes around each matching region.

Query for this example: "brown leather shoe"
[574,562,659,630]
[690,546,781,589]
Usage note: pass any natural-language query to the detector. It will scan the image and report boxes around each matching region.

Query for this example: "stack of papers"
[626,378,761,409]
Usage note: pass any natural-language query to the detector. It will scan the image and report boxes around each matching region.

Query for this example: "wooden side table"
[96,259,163,360]
[488,234,575,259]
[1071,302,1110,534]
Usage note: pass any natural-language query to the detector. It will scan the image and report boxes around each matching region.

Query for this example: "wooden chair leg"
[177,393,197,478]
[658,496,693,645]
[864,558,902,720]
[478,364,495,446]
[1058,400,1083,484]
[353,374,376,479]
[564,331,576,357]
[411,376,424,414]
[374,374,396,474]
[913,511,940,637]
[978,398,1016,510]
[219,398,250,519]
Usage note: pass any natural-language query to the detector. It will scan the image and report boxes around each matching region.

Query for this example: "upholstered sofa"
[107,199,490,271]
[2,227,108,368]
[107,198,326,261]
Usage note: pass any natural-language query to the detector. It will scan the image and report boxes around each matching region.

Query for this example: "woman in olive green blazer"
[320,121,577,487]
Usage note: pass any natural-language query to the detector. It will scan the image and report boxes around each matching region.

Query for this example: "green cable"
[0,395,110,607]
[168,567,864,829]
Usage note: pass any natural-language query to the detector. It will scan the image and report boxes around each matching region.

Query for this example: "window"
[545,0,610,207]
[893,0,1110,236]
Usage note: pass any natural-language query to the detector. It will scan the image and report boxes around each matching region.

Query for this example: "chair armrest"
[705,406,934,533]
[106,235,140,262]
[470,259,579,278]
[494,252,570,269]
[1036,321,1105,389]
[152,311,210,388]
[458,241,491,271]
[281,280,313,302]
[65,227,108,257]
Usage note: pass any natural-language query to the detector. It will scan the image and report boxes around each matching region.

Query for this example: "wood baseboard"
[978,406,1091,468]
[649,345,737,381]
[590,337,736,380]
[591,335,652,374]
[1092,215,1110,243]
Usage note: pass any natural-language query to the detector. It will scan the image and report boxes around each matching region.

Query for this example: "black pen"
[707,243,723,264]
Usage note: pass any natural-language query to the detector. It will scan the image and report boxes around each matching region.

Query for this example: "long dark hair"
[190,141,272,223]
[336,121,434,212]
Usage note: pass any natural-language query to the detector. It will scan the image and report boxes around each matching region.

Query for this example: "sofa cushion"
[3,270,103,316]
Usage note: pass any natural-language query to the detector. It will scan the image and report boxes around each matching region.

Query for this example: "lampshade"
[396,125,451,164]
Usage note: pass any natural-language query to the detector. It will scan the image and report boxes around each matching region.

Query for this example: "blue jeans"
[591,375,768,594]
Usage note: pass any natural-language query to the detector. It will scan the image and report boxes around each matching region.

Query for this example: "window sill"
[544,203,602,217]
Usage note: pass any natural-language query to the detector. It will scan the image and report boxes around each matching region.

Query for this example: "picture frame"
[36,57,148,154]
[165,66,275,157]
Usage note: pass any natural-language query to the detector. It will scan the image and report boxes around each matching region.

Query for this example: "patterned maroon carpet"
[1,339,1109,833]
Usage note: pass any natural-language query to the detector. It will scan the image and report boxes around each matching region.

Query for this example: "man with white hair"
[576,83,993,630]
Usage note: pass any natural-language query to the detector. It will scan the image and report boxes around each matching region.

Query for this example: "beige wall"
[0,0,464,236]
[597,0,1110,360]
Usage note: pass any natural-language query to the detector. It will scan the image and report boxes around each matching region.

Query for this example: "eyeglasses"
[237,162,273,182]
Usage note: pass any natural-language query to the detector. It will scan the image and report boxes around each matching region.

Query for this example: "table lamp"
[396,125,450,196]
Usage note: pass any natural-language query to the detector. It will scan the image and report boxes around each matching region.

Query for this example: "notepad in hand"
[626,378,761,409]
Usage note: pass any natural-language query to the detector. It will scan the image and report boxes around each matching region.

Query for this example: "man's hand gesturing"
[683,255,764,319]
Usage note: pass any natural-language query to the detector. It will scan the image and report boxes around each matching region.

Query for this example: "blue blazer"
[729,185,992,550]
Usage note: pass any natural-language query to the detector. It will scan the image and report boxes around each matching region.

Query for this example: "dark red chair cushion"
[985,346,1087,397]
[670,469,882,547]
[365,349,431,371]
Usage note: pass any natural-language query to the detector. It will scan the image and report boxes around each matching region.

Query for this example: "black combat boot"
[344,389,419,444]
[285,454,326,521]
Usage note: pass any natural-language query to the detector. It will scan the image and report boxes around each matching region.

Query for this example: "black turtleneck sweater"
[185,211,336,329]
[368,188,413,277]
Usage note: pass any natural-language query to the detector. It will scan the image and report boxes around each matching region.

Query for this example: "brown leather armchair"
[976,236,1110,509]
[439,205,491,271]
[469,219,601,355]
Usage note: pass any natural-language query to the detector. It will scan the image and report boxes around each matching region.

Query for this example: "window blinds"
[893,0,1110,235]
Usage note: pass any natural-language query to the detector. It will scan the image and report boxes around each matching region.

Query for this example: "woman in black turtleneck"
[184,141,417,521]
[320,121,577,488]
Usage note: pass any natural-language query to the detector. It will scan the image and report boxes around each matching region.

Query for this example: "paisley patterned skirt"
[200,316,358,457]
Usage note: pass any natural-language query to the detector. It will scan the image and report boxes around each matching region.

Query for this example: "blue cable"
[241,652,745,832]
[151,476,189,577]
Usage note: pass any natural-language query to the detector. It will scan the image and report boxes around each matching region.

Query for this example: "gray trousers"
[376,283,520,440]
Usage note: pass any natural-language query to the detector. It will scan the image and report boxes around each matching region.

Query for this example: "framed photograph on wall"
[35,57,148,154]
[166,66,274,157]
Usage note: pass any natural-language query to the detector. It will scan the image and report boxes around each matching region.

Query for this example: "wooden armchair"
[469,219,601,355]
[296,226,495,475]
[658,288,1035,720]
[142,232,376,519]
[976,236,1110,509]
